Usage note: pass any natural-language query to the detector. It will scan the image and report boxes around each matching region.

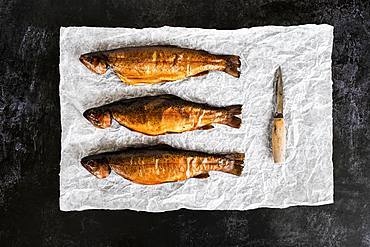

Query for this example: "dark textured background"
[1,0,369,246]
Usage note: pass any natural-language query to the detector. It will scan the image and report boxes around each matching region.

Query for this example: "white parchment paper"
[59,25,333,211]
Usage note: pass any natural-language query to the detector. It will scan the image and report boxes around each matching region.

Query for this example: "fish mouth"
[80,157,94,172]
[79,53,108,74]
[79,54,91,66]
[82,109,89,120]
[79,55,86,63]
[80,157,111,179]
[83,109,112,129]
[83,109,100,127]
[82,109,97,124]
[79,55,96,72]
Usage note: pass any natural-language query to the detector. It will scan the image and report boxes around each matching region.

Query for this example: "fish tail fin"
[225,104,242,115]
[223,55,241,78]
[223,153,245,176]
[224,163,244,176]
[218,105,242,128]
[225,153,245,161]
[219,116,242,128]
[226,164,244,176]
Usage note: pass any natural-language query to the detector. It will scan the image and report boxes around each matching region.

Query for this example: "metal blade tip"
[276,66,282,74]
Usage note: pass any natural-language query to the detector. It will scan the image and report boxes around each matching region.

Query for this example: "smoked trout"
[83,94,242,136]
[79,45,241,85]
[80,145,245,185]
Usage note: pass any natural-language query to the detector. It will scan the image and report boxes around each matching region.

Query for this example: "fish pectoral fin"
[113,70,143,85]
[114,71,131,84]
[193,173,210,179]
[192,71,209,77]
[196,124,214,130]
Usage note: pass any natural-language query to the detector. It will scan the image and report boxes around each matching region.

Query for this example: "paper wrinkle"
[59,25,333,212]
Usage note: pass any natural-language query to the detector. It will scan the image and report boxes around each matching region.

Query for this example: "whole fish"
[83,94,242,136]
[80,145,245,185]
[79,45,241,85]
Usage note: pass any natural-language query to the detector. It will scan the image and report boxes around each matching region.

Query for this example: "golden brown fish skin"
[79,45,241,85]
[83,94,242,136]
[80,145,245,185]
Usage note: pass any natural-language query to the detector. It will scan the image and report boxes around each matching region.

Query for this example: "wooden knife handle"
[272,117,286,163]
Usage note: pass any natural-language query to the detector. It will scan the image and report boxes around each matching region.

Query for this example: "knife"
[272,66,286,163]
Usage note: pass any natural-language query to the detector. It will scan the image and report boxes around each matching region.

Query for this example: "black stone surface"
[1,0,369,246]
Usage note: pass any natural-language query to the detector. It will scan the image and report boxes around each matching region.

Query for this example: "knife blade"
[272,66,286,163]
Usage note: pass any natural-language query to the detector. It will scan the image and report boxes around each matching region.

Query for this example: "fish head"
[81,156,111,179]
[83,107,112,128]
[79,52,108,74]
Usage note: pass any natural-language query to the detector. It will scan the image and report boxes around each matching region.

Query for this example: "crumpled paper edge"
[59,24,334,212]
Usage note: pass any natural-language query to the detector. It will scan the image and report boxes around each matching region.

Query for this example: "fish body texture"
[80,45,241,84]
[84,95,242,135]
[81,146,244,185]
